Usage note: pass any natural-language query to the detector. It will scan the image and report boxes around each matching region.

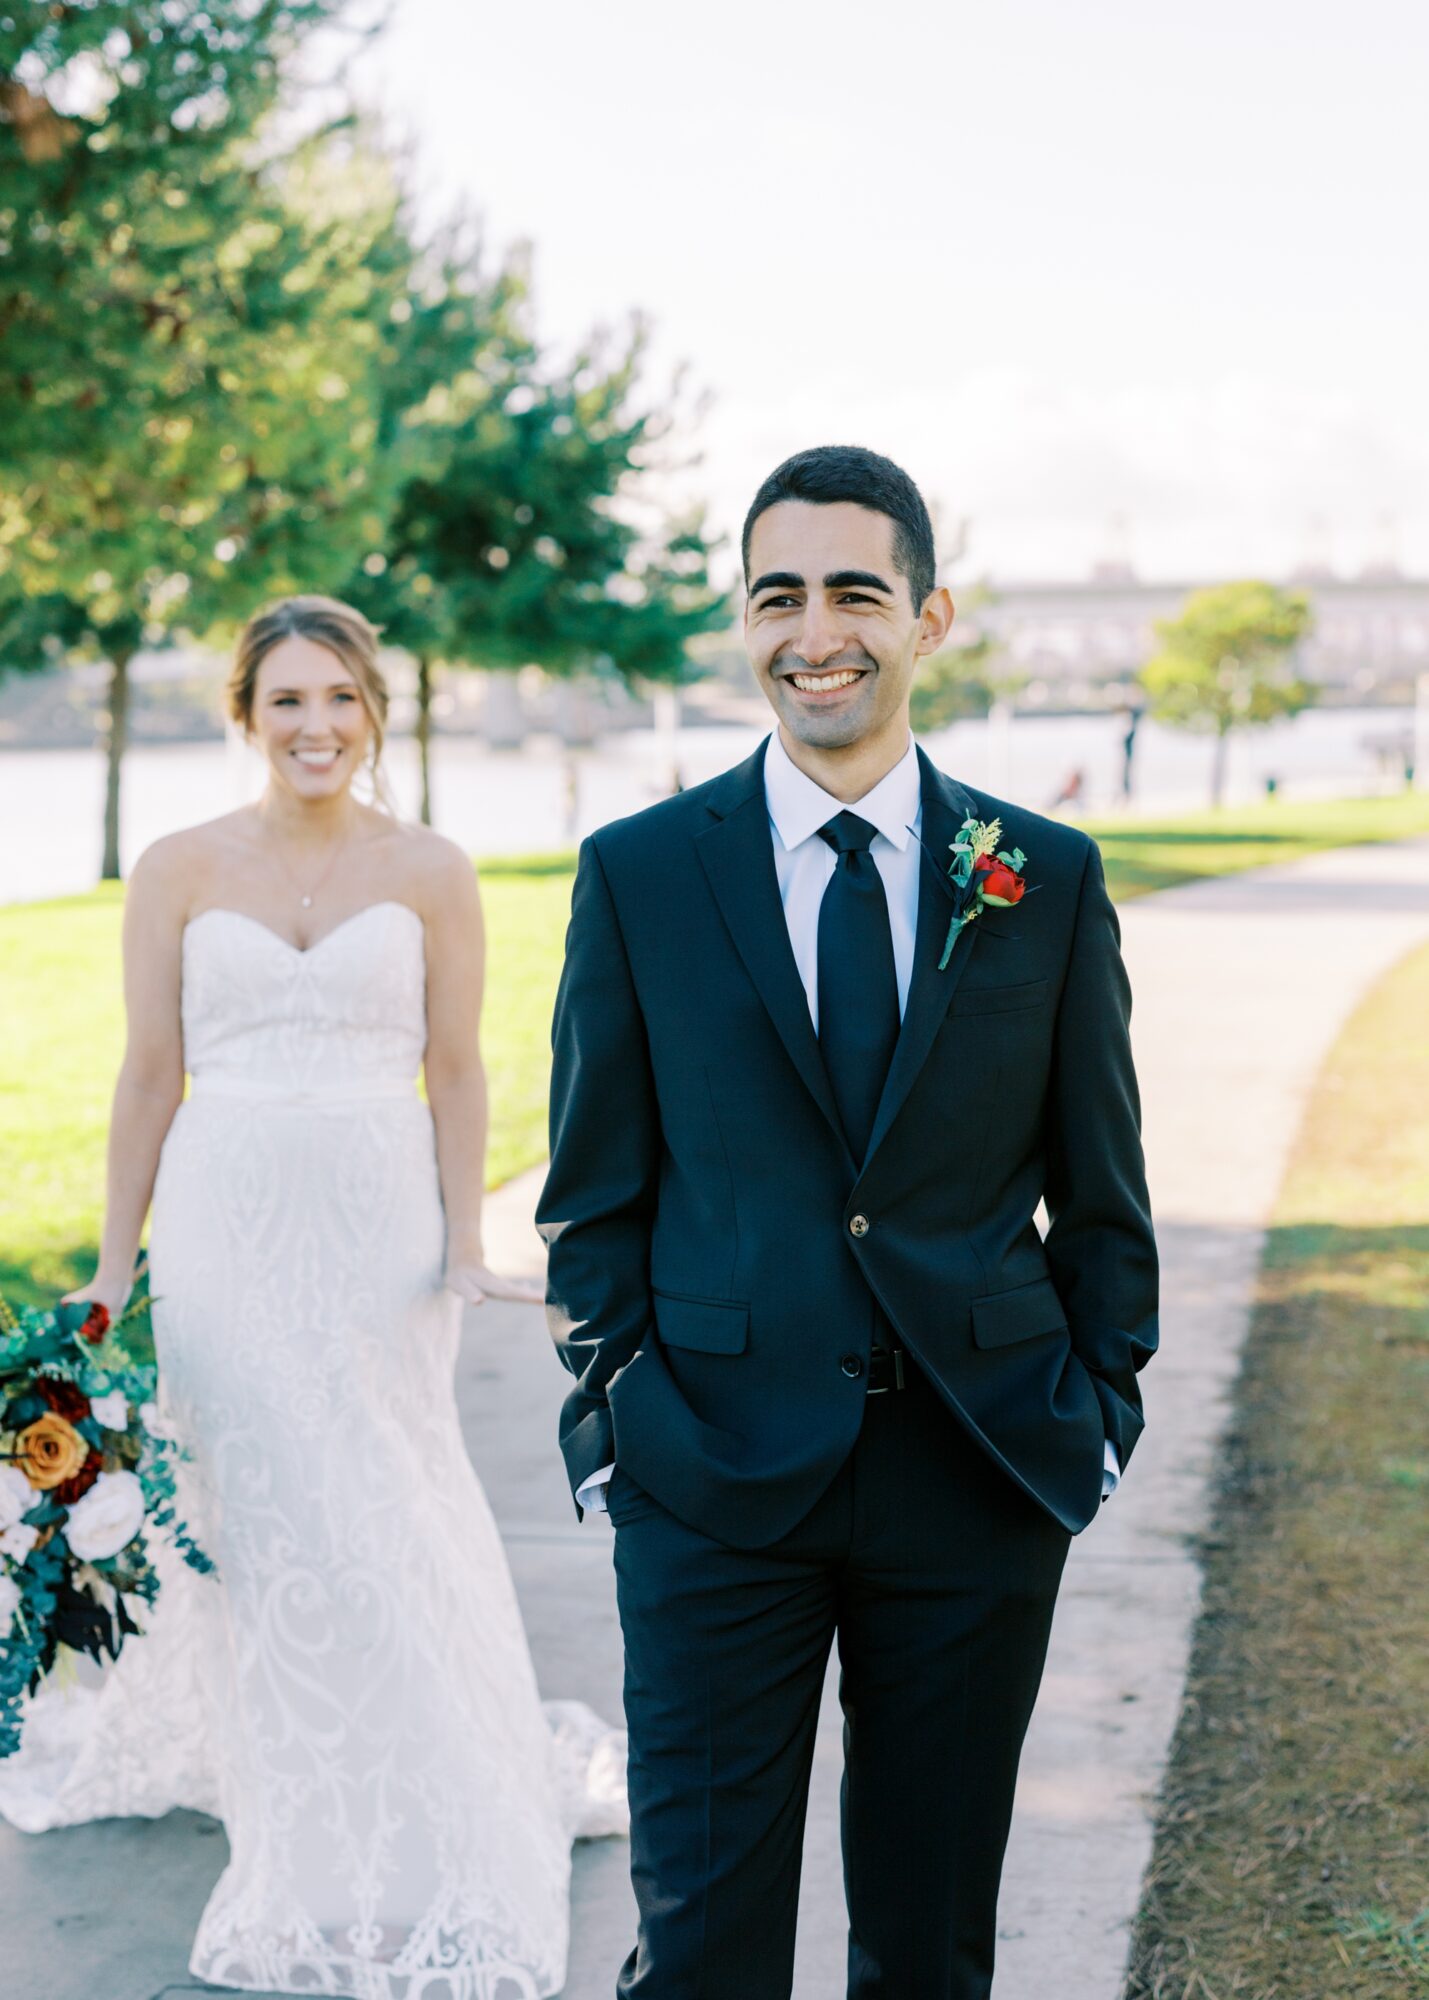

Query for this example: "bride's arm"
[65,841,188,1317]
[422,844,541,1307]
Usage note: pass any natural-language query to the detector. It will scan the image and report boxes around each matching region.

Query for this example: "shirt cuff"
[1100,1440,1121,1502]
[576,1462,616,1514]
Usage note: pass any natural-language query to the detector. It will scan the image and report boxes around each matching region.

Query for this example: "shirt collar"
[764,729,921,854]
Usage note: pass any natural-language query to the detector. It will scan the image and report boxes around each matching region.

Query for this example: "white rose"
[63,1471,146,1562]
[0,1521,38,1563]
[0,1463,34,1530]
[0,1573,19,1626]
[89,1391,129,1432]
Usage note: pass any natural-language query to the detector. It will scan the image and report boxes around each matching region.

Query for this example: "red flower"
[38,1377,91,1423]
[979,860,1027,907]
[80,1303,110,1344]
[55,1450,103,1506]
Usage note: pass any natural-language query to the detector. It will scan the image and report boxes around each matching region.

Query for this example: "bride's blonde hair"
[228,596,394,806]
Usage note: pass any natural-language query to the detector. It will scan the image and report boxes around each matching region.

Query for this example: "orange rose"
[17,1412,90,1490]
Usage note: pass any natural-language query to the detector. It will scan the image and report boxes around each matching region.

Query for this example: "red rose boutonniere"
[939,816,1032,968]
[971,850,1028,909]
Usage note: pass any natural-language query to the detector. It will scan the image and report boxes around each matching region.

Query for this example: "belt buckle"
[866,1348,906,1395]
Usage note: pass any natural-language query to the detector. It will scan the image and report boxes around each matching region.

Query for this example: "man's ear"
[915,586,955,657]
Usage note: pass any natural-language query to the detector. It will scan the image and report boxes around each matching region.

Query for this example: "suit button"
[849,1214,870,1238]
[840,1354,865,1379]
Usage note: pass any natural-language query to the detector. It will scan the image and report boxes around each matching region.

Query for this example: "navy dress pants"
[606,1361,1074,2000]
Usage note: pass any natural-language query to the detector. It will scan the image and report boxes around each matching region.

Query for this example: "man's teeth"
[791,670,863,693]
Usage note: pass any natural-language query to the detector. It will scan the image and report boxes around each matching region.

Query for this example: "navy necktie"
[816,812,900,1160]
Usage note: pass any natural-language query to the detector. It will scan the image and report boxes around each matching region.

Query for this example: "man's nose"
[794,602,849,667]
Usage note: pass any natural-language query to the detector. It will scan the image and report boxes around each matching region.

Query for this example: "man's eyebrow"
[824,569,894,593]
[749,571,805,596]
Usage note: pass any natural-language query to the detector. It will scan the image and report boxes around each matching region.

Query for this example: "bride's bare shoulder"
[377,819,480,917]
[129,811,258,903]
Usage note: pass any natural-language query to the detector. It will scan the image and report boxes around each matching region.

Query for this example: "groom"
[538,444,1158,1998]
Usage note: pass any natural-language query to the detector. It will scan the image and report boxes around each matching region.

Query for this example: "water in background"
[0,704,1415,905]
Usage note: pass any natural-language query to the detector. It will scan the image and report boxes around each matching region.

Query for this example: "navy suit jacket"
[537,740,1158,1546]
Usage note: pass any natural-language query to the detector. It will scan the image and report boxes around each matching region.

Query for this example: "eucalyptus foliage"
[0,1284,213,1757]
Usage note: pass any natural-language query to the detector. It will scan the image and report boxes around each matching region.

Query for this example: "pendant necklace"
[266,814,355,911]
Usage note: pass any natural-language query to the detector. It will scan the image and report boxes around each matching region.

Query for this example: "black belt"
[866,1346,907,1394]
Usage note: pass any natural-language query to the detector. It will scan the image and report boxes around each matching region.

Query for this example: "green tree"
[0,4,414,878]
[1140,581,1315,807]
[343,227,532,823]
[433,333,729,680]
[353,328,728,817]
[0,583,93,682]
[909,575,1018,735]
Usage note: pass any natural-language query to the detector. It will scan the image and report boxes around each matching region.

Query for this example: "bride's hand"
[443,1261,546,1308]
[60,1271,133,1322]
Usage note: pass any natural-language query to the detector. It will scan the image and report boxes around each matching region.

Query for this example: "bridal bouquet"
[0,1283,214,1757]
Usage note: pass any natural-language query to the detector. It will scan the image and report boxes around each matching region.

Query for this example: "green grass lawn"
[1126,939,1429,2000]
[1084,788,1429,901]
[3,789,1428,1308]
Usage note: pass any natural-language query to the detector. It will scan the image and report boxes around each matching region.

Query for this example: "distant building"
[964,568,1429,708]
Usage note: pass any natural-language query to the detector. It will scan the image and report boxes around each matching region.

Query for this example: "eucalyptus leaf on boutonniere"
[908,814,1037,970]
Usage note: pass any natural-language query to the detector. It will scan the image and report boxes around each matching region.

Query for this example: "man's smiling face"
[743,500,950,752]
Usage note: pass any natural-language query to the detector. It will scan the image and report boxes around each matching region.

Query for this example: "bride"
[0,595,624,1998]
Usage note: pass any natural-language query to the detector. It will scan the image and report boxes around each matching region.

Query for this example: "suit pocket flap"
[653,1290,749,1354]
[952,977,1048,1018]
[970,1278,1068,1349]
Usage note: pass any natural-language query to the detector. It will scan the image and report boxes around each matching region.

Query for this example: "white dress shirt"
[578,731,1119,1511]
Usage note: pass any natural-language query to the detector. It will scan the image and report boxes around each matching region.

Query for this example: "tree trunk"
[415,654,434,827]
[100,649,134,881]
[1210,724,1230,809]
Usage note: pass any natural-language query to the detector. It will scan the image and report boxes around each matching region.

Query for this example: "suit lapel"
[695,745,852,1163]
[861,753,984,1169]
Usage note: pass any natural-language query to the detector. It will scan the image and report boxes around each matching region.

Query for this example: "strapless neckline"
[185,901,423,958]
[178,899,428,1100]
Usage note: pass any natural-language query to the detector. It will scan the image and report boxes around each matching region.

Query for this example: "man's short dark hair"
[741,445,936,609]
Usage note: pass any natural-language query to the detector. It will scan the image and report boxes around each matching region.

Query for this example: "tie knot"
[818,811,879,857]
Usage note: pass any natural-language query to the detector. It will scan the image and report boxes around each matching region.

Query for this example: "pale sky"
[344,0,1429,585]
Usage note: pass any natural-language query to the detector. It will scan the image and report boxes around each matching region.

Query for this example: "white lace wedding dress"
[0,901,625,1999]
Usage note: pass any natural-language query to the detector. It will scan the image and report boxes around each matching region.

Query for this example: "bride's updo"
[228,595,392,798]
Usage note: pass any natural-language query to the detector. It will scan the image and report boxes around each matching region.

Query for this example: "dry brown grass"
[1125,940,1429,2000]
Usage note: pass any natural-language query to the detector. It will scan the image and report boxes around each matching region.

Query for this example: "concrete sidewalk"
[4,837,1428,1999]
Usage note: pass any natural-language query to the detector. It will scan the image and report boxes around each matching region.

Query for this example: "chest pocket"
[952,977,1048,1018]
